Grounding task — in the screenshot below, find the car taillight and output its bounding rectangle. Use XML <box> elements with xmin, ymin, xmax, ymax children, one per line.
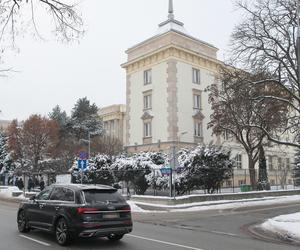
<box><xmin>77</xmin><ymin>207</ymin><xmax>99</xmax><ymax>214</ymax></box>
<box><xmin>121</xmin><ymin>205</ymin><xmax>131</xmax><ymax>212</ymax></box>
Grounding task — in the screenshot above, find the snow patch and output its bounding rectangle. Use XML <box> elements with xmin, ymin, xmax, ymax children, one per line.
<box><xmin>261</xmin><ymin>212</ymin><xmax>300</xmax><ymax>242</ymax></box>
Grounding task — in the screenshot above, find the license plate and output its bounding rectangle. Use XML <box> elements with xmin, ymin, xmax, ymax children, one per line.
<box><xmin>103</xmin><ymin>213</ymin><xmax>119</xmax><ymax>219</ymax></box>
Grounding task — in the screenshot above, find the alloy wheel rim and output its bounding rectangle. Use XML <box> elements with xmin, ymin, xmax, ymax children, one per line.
<box><xmin>56</xmin><ymin>220</ymin><xmax>67</xmax><ymax>244</ymax></box>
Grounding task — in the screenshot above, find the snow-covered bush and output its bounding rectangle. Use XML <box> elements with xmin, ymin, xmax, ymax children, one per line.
<box><xmin>112</xmin><ymin>152</ymin><xmax>167</xmax><ymax>195</ymax></box>
<box><xmin>70</xmin><ymin>154</ymin><xmax>115</xmax><ymax>186</ymax></box>
<box><xmin>177</xmin><ymin>144</ymin><xmax>233</xmax><ymax>194</ymax></box>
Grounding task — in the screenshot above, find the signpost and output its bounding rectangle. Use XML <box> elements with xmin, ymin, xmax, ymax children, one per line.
<box><xmin>160</xmin><ymin>167</ymin><xmax>171</xmax><ymax>177</ymax></box>
<box><xmin>78</xmin><ymin>150</ymin><xmax>88</xmax><ymax>184</ymax></box>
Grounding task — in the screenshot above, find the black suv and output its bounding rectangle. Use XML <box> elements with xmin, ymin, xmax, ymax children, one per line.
<box><xmin>17</xmin><ymin>184</ymin><xmax>132</xmax><ymax>246</ymax></box>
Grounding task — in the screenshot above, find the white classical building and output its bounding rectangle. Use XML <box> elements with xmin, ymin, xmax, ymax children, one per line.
<box><xmin>122</xmin><ymin>0</ymin><xmax>221</xmax><ymax>153</ymax></box>
<box><xmin>120</xmin><ymin>0</ymin><xmax>296</xmax><ymax>186</ymax></box>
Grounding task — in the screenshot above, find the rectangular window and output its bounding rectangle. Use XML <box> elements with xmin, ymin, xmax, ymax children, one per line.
<box><xmin>144</xmin><ymin>69</ymin><xmax>152</xmax><ymax>85</ymax></box>
<box><xmin>194</xmin><ymin>121</ymin><xmax>203</xmax><ymax>137</ymax></box>
<box><xmin>268</xmin><ymin>156</ymin><xmax>273</xmax><ymax>170</ymax></box>
<box><xmin>144</xmin><ymin>122</ymin><xmax>152</xmax><ymax>137</ymax></box>
<box><xmin>223</xmin><ymin>131</ymin><xmax>230</xmax><ymax>140</ymax></box>
<box><xmin>286</xmin><ymin>158</ymin><xmax>290</xmax><ymax>170</ymax></box>
<box><xmin>235</xmin><ymin>154</ymin><xmax>242</xmax><ymax>169</ymax></box>
<box><xmin>192</xmin><ymin>68</ymin><xmax>201</xmax><ymax>84</ymax></box>
<box><xmin>143</xmin><ymin>94</ymin><xmax>152</xmax><ymax>110</ymax></box>
<box><xmin>193</xmin><ymin>94</ymin><xmax>201</xmax><ymax>109</ymax></box>
<box><xmin>277</xmin><ymin>157</ymin><xmax>282</xmax><ymax>170</ymax></box>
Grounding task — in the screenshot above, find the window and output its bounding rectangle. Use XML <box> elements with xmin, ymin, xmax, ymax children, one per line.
<box><xmin>144</xmin><ymin>122</ymin><xmax>152</xmax><ymax>137</ymax></box>
<box><xmin>277</xmin><ymin>157</ymin><xmax>282</xmax><ymax>170</ymax></box>
<box><xmin>50</xmin><ymin>187</ymin><xmax>75</xmax><ymax>202</ymax></box>
<box><xmin>194</xmin><ymin>121</ymin><xmax>203</xmax><ymax>137</ymax></box>
<box><xmin>83</xmin><ymin>190</ymin><xmax>125</xmax><ymax>205</ymax></box>
<box><xmin>36</xmin><ymin>188</ymin><xmax>52</xmax><ymax>201</ymax></box>
<box><xmin>268</xmin><ymin>156</ymin><xmax>274</xmax><ymax>170</ymax></box>
<box><xmin>235</xmin><ymin>154</ymin><xmax>242</xmax><ymax>169</ymax></box>
<box><xmin>270</xmin><ymin>179</ymin><xmax>275</xmax><ymax>186</ymax></box>
<box><xmin>143</xmin><ymin>94</ymin><xmax>152</xmax><ymax>110</ymax></box>
<box><xmin>193</xmin><ymin>94</ymin><xmax>201</xmax><ymax>109</ymax></box>
<box><xmin>223</xmin><ymin>131</ymin><xmax>230</xmax><ymax>140</ymax></box>
<box><xmin>144</xmin><ymin>69</ymin><xmax>152</xmax><ymax>85</ymax></box>
<box><xmin>286</xmin><ymin>158</ymin><xmax>290</xmax><ymax>170</ymax></box>
<box><xmin>192</xmin><ymin>68</ymin><xmax>201</xmax><ymax>84</ymax></box>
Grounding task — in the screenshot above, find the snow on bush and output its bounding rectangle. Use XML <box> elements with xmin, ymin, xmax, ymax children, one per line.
<box><xmin>177</xmin><ymin>144</ymin><xmax>233</xmax><ymax>194</ymax></box>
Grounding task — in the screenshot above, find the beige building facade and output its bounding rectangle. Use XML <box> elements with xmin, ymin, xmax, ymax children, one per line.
<box><xmin>122</xmin><ymin>1</ymin><xmax>220</xmax><ymax>153</ymax></box>
<box><xmin>98</xmin><ymin>104</ymin><xmax>126</xmax><ymax>144</ymax></box>
<box><xmin>120</xmin><ymin>0</ymin><xmax>295</xmax><ymax>187</ymax></box>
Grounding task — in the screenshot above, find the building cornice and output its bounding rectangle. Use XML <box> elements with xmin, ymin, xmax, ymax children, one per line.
<box><xmin>126</xmin><ymin>30</ymin><xmax>218</xmax><ymax>54</ymax></box>
<box><xmin>122</xmin><ymin>45</ymin><xmax>223</xmax><ymax>74</ymax></box>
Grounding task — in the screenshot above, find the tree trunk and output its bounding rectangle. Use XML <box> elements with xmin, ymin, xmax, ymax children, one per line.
<box><xmin>248</xmin><ymin>155</ymin><xmax>257</xmax><ymax>190</ymax></box>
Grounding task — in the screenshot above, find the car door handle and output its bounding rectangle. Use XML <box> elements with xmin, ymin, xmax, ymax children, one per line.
<box><xmin>39</xmin><ymin>204</ymin><xmax>45</xmax><ymax>209</ymax></box>
<box><xmin>55</xmin><ymin>206</ymin><xmax>60</xmax><ymax>210</ymax></box>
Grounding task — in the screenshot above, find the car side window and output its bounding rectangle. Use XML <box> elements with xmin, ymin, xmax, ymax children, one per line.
<box><xmin>50</xmin><ymin>187</ymin><xmax>74</xmax><ymax>202</ymax></box>
<box><xmin>36</xmin><ymin>188</ymin><xmax>52</xmax><ymax>201</ymax></box>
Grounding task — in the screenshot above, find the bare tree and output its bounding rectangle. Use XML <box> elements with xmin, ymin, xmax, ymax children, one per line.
<box><xmin>0</xmin><ymin>0</ymin><xmax>83</xmax><ymax>44</ymax></box>
<box><xmin>208</xmin><ymin>67</ymin><xmax>288</xmax><ymax>188</ymax></box>
<box><xmin>230</xmin><ymin>0</ymin><xmax>300</xmax><ymax>147</ymax></box>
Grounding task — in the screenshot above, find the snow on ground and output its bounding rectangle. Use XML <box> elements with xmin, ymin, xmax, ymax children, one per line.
<box><xmin>261</xmin><ymin>213</ymin><xmax>300</xmax><ymax>242</ymax></box>
<box><xmin>130</xmin><ymin>195</ymin><xmax>300</xmax><ymax>213</ymax></box>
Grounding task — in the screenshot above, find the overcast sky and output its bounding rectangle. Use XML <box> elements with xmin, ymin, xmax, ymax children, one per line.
<box><xmin>1</xmin><ymin>0</ymin><xmax>241</xmax><ymax>121</ymax></box>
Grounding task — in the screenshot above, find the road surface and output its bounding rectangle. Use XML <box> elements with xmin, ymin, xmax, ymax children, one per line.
<box><xmin>0</xmin><ymin>199</ymin><xmax>299</xmax><ymax>250</ymax></box>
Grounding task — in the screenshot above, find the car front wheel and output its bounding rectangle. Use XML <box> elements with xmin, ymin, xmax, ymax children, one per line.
<box><xmin>107</xmin><ymin>234</ymin><xmax>124</xmax><ymax>241</ymax></box>
<box><xmin>55</xmin><ymin>218</ymin><xmax>71</xmax><ymax>246</ymax></box>
<box><xmin>17</xmin><ymin>210</ymin><xmax>30</xmax><ymax>233</ymax></box>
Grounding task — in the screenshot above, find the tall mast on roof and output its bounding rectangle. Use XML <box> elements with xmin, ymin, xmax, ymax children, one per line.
<box><xmin>168</xmin><ymin>0</ymin><xmax>174</xmax><ymax>20</ymax></box>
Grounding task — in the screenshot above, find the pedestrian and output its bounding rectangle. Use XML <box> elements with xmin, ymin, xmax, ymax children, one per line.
<box><xmin>28</xmin><ymin>177</ymin><xmax>34</xmax><ymax>192</ymax></box>
<box><xmin>39</xmin><ymin>177</ymin><xmax>45</xmax><ymax>191</ymax></box>
<box><xmin>14</xmin><ymin>177</ymin><xmax>19</xmax><ymax>187</ymax></box>
<box><xmin>17</xmin><ymin>178</ymin><xmax>24</xmax><ymax>191</ymax></box>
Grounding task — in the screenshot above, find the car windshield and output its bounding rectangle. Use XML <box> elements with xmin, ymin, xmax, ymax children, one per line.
<box><xmin>83</xmin><ymin>189</ymin><xmax>125</xmax><ymax>204</ymax></box>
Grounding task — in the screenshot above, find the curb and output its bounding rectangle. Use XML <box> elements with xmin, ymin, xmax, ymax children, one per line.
<box><xmin>245</xmin><ymin>222</ymin><xmax>300</xmax><ymax>247</ymax></box>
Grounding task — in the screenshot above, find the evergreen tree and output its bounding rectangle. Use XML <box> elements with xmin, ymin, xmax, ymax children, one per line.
<box><xmin>0</xmin><ymin>132</ymin><xmax>15</xmax><ymax>178</ymax></box>
<box><xmin>70</xmin><ymin>97</ymin><xmax>103</xmax><ymax>140</ymax></box>
<box><xmin>178</xmin><ymin>145</ymin><xmax>233</xmax><ymax>194</ymax></box>
<box><xmin>49</xmin><ymin>105</ymin><xmax>68</xmax><ymax>130</ymax></box>
<box><xmin>257</xmin><ymin>146</ymin><xmax>270</xmax><ymax>190</ymax></box>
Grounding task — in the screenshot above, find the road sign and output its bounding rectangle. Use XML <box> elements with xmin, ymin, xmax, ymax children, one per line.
<box><xmin>77</xmin><ymin>160</ymin><xmax>88</xmax><ymax>170</ymax></box>
<box><xmin>160</xmin><ymin>167</ymin><xmax>171</xmax><ymax>176</ymax></box>
<box><xmin>78</xmin><ymin>150</ymin><xmax>88</xmax><ymax>160</ymax></box>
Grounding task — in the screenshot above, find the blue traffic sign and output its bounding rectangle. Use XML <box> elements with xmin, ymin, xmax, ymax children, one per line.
<box><xmin>160</xmin><ymin>167</ymin><xmax>171</xmax><ymax>176</ymax></box>
<box><xmin>77</xmin><ymin>160</ymin><xmax>88</xmax><ymax>170</ymax></box>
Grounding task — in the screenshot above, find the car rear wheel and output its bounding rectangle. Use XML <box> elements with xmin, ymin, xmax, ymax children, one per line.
<box><xmin>55</xmin><ymin>218</ymin><xmax>71</xmax><ymax>246</ymax></box>
<box><xmin>17</xmin><ymin>210</ymin><xmax>30</xmax><ymax>233</ymax></box>
<box><xmin>107</xmin><ymin>234</ymin><xmax>124</xmax><ymax>241</ymax></box>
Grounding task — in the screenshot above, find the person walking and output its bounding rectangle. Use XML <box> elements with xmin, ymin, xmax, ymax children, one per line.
<box><xmin>17</xmin><ymin>178</ymin><xmax>24</xmax><ymax>191</ymax></box>
<box><xmin>27</xmin><ymin>177</ymin><xmax>34</xmax><ymax>192</ymax></box>
<box><xmin>39</xmin><ymin>177</ymin><xmax>45</xmax><ymax>191</ymax></box>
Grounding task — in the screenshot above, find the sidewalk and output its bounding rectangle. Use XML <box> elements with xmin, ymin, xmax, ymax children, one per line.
<box><xmin>128</xmin><ymin>195</ymin><xmax>300</xmax><ymax>212</ymax></box>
